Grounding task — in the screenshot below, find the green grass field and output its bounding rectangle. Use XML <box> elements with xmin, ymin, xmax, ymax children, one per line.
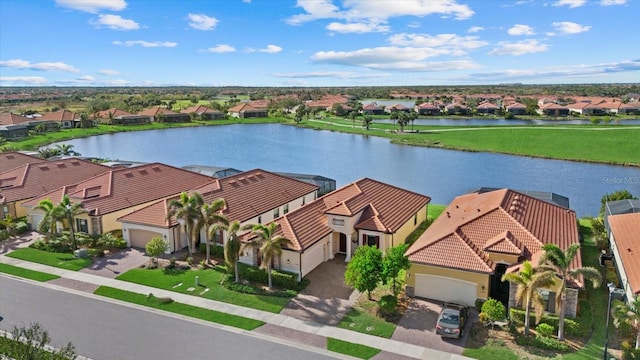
<box><xmin>116</xmin><ymin>267</ymin><xmax>290</xmax><ymax>313</ymax></box>
<box><xmin>327</xmin><ymin>338</ymin><xmax>381</xmax><ymax>359</ymax></box>
<box><xmin>6</xmin><ymin>248</ymin><xmax>93</xmax><ymax>271</ymax></box>
<box><xmin>0</xmin><ymin>263</ymin><xmax>60</xmax><ymax>281</ymax></box>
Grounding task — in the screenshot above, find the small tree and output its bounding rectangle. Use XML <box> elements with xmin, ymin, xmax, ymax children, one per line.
<box><xmin>345</xmin><ymin>245</ymin><xmax>382</xmax><ymax>300</ymax></box>
<box><xmin>3</xmin><ymin>323</ymin><xmax>76</xmax><ymax>360</ymax></box>
<box><xmin>614</xmin><ymin>296</ymin><xmax>640</xmax><ymax>349</ymax></box>
<box><xmin>381</xmin><ymin>244</ymin><xmax>410</xmax><ymax>296</ymax></box>
<box><xmin>481</xmin><ymin>298</ymin><xmax>506</xmax><ymax>329</ymax></box>
<box><xmin>146</xmin><ymin>236</ymin><xmax>168</xmax><ymax>265</ymax></box>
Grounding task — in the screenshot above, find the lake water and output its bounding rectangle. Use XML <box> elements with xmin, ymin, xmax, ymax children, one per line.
<box><xmin>61</xmin><ymin>124</ymin><xmax>640</xmax><ymax>217</ymax></box>
<box><xmin>374</xmin><ymin>118</ymin><xmax>640</xmax><ymax>126</ymax></box>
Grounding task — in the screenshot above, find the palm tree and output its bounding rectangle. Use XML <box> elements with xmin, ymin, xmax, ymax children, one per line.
<box><xmin>0</xmin><ymin>215</ymin><xmax>19</xmax><ymax>238</ymax></box>
<box><xmin>54</xmin><ymin>144</ymin><xmax>79</xmax><ymax>156</ymax></box>
<box><xmin>614</xmin><ymin>296</ymin><xmax>640</xmax><ymax>349</ymax></box>
<box><xmin>363</xmin><ymin>115</ymin><xmax>373</xmax><ymax>130</ymax></box>
<box><xmin>167</xmin><ymin>192</ymin><xmax>204</xmax><ymax>256</ymax></box>
<box><xmin>502</xmin><ymin>260</ymin><xmax>556</xmax><ymax>335</ymax></box>
<box><xmin>58</xmin><ymin>195</ymin><xmax>85</xmax><ymax>250</ymax></box>
<box><xmin>198</xmin><ymin>198</ymin><xmax>228</xmax><ymax>264</ymax></box>
<box><xmin>537</xmin><ymin>243</ymin><xmax>602</xmax><ymax>340</ymax></box>
<box><xmin>390</xmin><ymin>110</ymin><xmax>399</xmax><ymax>131</ymax></box>
<box><xmin>34</xmin><ymin>198</ymin><xmax>65</xmax><ymax>237</ymax></box>
<box><xmin>243</xmin><ymin>222</ymin><xmax>291</xmax><ymax>290</ymax></box>
<box><xmin>210</xmin><ymin>220</ymin><xmax>244</xmax><ymax>283</ymax></box>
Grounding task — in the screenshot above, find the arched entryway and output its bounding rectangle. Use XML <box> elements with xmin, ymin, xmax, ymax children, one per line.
<box><xmin>339</xmin><ymin>233</ymin><xmax>347</xmax><ymax>253</ymax></box>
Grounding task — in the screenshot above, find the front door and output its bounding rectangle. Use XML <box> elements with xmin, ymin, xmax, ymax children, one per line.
<box><xmin>339</xmin><ymin>233</ymin><xmax>347</xmax><ymax>253</ymax></box>
<box><xmin>490</xmin><ymin>263</ymin><xmax>510</xmax><ymax>306</ymax></box>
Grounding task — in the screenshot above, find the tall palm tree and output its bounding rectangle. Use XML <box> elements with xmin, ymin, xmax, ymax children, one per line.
<box><xmin>198</xmin><ymin>198</ymin><xmax>228</xmax><ymax>264</ymax></box>
<box><xmin>54</xmin><ymin>144</ymin><xmax>79</xmax><ymax>156</ymax></box>
<box><xmin>502</xmin><ymin>260</ymin><xmax>556</xmax><ymax>335</ymax></box>
<box><xmin>243</xmin><ymin>222</ymin><xmax>291</xmax><ymax>290</ymax></box>
<box><xmin>614</xmin><ymin>296</ymin><xmax>640</xmax><ymax>349</ymax></box>
<box><xmin>167</xmin><ymin>192</ymin><xmax>204</xmax><ymax>256</ymax></box>
<box><xmin>210</xmin><ymin>220</ymin><xmax>244</xmax><ymax>283</ymax></box>
<box><xmin>34</xmin><ymin>198</ymin><xmax>65</xmax><ymax>237</ymax></box>
<box><xmin>537</xmin><ymin>243</ymin><xmax>602</xmax><ymax>340</ymax></box>
<box><xmin>58</xmin><ymin>195</ymin><xmax>85</xmax><ymax>250</ymax></box>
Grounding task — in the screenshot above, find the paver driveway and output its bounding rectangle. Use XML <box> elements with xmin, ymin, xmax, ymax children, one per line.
<box><xmin>80</xmin><ymin>247</ymin><xmax>148</xmax><ymax>278</ymax></box>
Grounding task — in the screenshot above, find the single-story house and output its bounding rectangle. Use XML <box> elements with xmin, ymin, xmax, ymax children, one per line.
<box><xmin>416</xmin><ymin>103</ymin><xmax>441</xmax><ymax>116</ymax></box>
<box><xmin>22</xmin><ymin>163</ymin><xmax>213</xmax><ymax>235</ymax></box>
<box><xmin>253</xmin><ymin>178</ymin><xmax>430</xmax><ymax>280</ymax></box>
<box><xmin>362</xmin><ymin>102</ymin><xmax>384</xmax><ymax>115</ymax></box>
<box><xmin>608</xmin><ymin>213</ymin><xmax>640</xmax><ymax>303</ymax></box>
<box><xmin>604</xmin><ymin>199</ymin><xmax>640</xmax><ymax>234</ymax></box>
<box><xmin>227</xmin><ymin>103</ymin><xmax>268</xmax><ymax>118</ymax></box>
<box><xmin>505</xmin><ymin>102</ymin><xmax>527</xmax><ymax>115</ymax></box>
<box><xmin>405</xmin><ymin>188</ymin><xmax>584</xmax><ymax>317</ymax></box>
<box><xmin>94</xmin><ymin>108</ymin><xmax>151</xmax><ymax>125</ymax></box>
<box><xmin>117</xmin><ymin>169</ymin><xmax>319</xmax><ymax>252</ymax></box>
<box><xmin>567</xmin><ymin>102</ymin><xmax>605</xmax><ymax>115</ymax></box>
<box><xmin>537</xmin><ymin>103</ymin><xmax>570</xmax><ymax>117</ymax></box>
<box><xmin>181</xmin><ymin>105</ymin><xmax>225</xmax><ymax>120</ymax></box>
<box><xmin>1</xmin><ymin>113</ymin><xmax>57</xmax><ymax>132</ymax></box>
<box><xmin>445</xmin><ymin>104</ymin><xmax>468</xmax><ymax>115</ymax></box>
<box><xmin>386</xmin><ymin>104</ymin><xmax>411</xmax><ymax>113</ymax></box>
<box><xmin>38</xmin><ymin>109</ymin><xmax>79</xmax><ymax>129</ymax></box>
<box><xmin>0</xmin><ymin>151</ymin><xmax>43</xmax><ymax>173</ymax></box>
<box><xmin>477</xmin><ymin>102</ymin><xmax>499</xmax><ymax>115</ymax></box>
<box><xmin>0</xmin><ymin>159</ymin><xmax>109</xmax><ymax>220</ymax></box>
<box><xmin>139</xmin><ymin>106</ymin><xmax>190</xmax><ymax>123</ymax></box>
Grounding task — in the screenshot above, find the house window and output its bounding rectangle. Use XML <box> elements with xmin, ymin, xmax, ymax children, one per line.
<box><xmin>363</xmin><ymin>234</ymin><xmax>380</xmax><ymax>248</ymax></box>
<box><xmin>414</xmin><ymin>214</ymin><xmax>418</xmax><ymax>225</ymax></box>
<box><xmin>75</xmin><ymin>218</ymin><xmax>88</xmax><ymax>233</ymax></box>
<box><xmin>332</xmin><ymin>218</ymin><xmax>344</xmax><ymax>226</ymax></box>
<box><xmin>213</xmin><ymin>229</ymin><xmax>223</xmax><ymax>244</ymax></box>
<box><xmin>283</xmin><ymin>204</ymin><xmax>289</xmax><ymax>214</ymax></box>
<box><xmin>302</xmin><ymin>197</ymin><xmax>305</xmax><ymax>205</ymax></box>
<box><xmin>258</xmin><ymin>215</ymin><xmax>262</xmax><ymax>224</ymax></box>
<box><xmin>538</xmin><ymin>289</ymin><xmax>556</xmax><ymax>313</ymax></box>
<box><xmin>274</xmin><ymin>208</ymin><xmax>280</xmax><ymax>218</ymax></box>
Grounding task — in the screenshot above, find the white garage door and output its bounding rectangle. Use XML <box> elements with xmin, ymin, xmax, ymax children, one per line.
<box><xmin>129</xmin><ymin>229</ymin><xmax>161</xmax><ymax>249</ymax></box>
<box><xmin>302</xmin><ymin>242</ymin><xmax>325</xmax><ymax>277</ymax></box>
<box><xmin>414</xmin><ymin>274</ymin><xmax>477</xmax><ymax>306</ymax></box>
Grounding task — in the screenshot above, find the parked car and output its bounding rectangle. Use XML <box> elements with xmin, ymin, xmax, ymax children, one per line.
<box><xmin>435</xmin><ymin>303</ymin><xmax>469</xmax><ymax>338</ymax></box>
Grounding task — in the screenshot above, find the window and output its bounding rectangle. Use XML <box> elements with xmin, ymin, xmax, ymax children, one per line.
<box><xmin>213</xmin><ymin>229</ymin><xmax>223</xmax><ymax>244</ymax></box>
<box><xmin>537</xmin><ymin>289</ymin><xmax>556</xmax><ymax>312</ymax></box>
<box><xmin>332</xmin><ymin>218</ymin><xmax>344</xmax><ymax>226</ymax></box>
<box><xmin>258</xmin><ymin>215</ymin><xmax>262</xmax><ymax>224</ymax></box>
<box><xmin>414</xmin><ymin>214</ymin><xmax>418</xmax><ymax>225</ymax></box>
<box><xmin>363</xmin><ymin>234</ymin><xmax>380</xmax><ymax>248</ymax></box>
<box><xmin>283</xmin><ymin>204</ymin><xmax>289</xmax><ymax>214</ymax></box>
<box><xmin>75</xmin><ymin>218</ymin><xmax>88</xmax><ymax>233</ymax></box>
<box><xmin>302</xmin><ymin>197</ymin><xmax>305</xmax><ymax>205</ymax></box>
<box><xmin>273</xmin><ymin>208</ymin><xmax>280</xmax><ymax>218</ymax></box>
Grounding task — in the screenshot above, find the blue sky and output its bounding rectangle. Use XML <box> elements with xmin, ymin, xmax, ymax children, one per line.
<box><xmin>1</xmin><ymin>0</ymin><xmax>638</xmax><ymax>87</ymax></box>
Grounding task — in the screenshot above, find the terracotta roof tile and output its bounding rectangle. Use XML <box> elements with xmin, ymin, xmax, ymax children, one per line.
<box><xmin>0</xmin><ymin>113</ymin><xmax>33</xmax><ymax>126</ymax></box>
<box><xmin>484</xmin><ymin>230</ymin><xmax>524</xmax><ymax>255</ymax></box>
<box><xmin>39</xmin><ymin>109</ymin><xmax>78</xmax><ymax>121</ymax></box>
<box><xmin>0</xmin><ymin>152</ymin><xmax>43</xmax><ymax>173</ymax></box>
<box><xmin>180</xmin><ymin>105</ymin><xmax>222</xmax><ymax>115</ymax></box>
<box><xmin>609</xmin><ymin>213</ymin><xmax>640</xmax><ymax>295</ymax></box>
<box><xmin>138</xmin><ymin>106</ymin><xmax>177</xmax><ymax>116</ymax></box>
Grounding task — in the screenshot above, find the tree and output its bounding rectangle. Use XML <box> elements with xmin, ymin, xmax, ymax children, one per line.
<box><xmin>34</xmin><ymin>198</ymin><xmax>65</xmax><ymax>237</ymax></box>
<box><xmin>58</xmin><ymin>195</ymin><xmax>85</xmax><ymax>250</ymax></box>
<box><xmin>600</xmin><ymin>190</ymin><xmax>637</xmax><ymax>216</ymax></box>
<box><xmin>79</xmin><ymin>113</ymin><xmax>93</xmax><ymax>128</ymax></box>
<box><xmin>54</xmin><ymin>143</ymin><xmax>80</xmax><ymax>156</ymax></box>
<box><xmin>0</xmin><ymin>214</ymin><xmax>19</xmax><ymax>238</ymax></box>
<box><xmin>146</xmin><ymin>236</ymin><xmax>168</xmax><ymax>265</ymax></box>
<box><xmin>363</xmin><ymin>115</ymin><xmax>373</xmax><ymax>130</ymax></box>
<box><xmin>349</xmin><ymin>111</ymin><xmax>357</xmax><ymax>127</ymax></box>
<box><xmin>167</xmin><ymin>192</ymin><xmax>204</xmax><ymax>257</ymax></box>
<box><xmin>481</xmin><ymin>298</ymin><xmax>506</xmax><ymax>328</ymax></box>
<box><xmin>389</xmin><ymin>110</ymin><xmax>399</xmax><ymax>130</ymax></box>
<box><xmin>294</xmin><ymin>104</ymin><xmax>307</xmax><ymax>124</ymax></box>
<box><xmin>38</xmin><ymin>146</ymin><xmax>61</xmax><ymax>159</ymax></box>
<box><xmin>243</xmin><ymin>222</ymin><xmax>291</xmax><ymax>289</ymax></box>
<box><xmin>213</xmin><ymin>220</ymin><xmax>243</xmax><ymax>283</ymax></box>
<box><xmin>2</xmin><ymin>323</ymin><xmax>76</xmax><ymax>360</ymax></box>
<box><xmin>501</xmin><ymin>260</ymin><xmax>556</xmax><ymax>335</ymax></box>
<box><xmin>345</xmin><ymin>245</ymin><xmax>382</xmax><ymax>300</ymax></box>
<box><xmin>381</xmin><ymin>244</ymin><xmax>410</xmax><ymax>296</ymax></box>
<box><xmin>537</xmin><ymin>243</ymin><xmax>602</xmax><ymax>340</ymax></box>
<box><xmin>614</xmin><ymin>296</ymin><xmax>640</xmax><ymax>349</ymax></box>
<box><xmin>198</xmin><ymin>198</ymin><xmax>228</xmax><ymax>264</ymax></box>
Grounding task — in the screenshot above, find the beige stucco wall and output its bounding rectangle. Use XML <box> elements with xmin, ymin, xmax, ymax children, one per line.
<box><xmin>407</xmin><ymin>263</ymin><xmax>491</xmax><ymax>300</ymax></box>
<box><xmin>486</xmin><ymin>252</ymin><xmax>520</xmax><ymax>265</ymax></box>
<box><xmin>390</xmin><ymin>204</ymin><xmax>428</xmax><ymax>247</ymax></box>
<box><xmin>507</xmin><ymin>273</ymin><xmax>574</xmax><ymax>317</ymax></box>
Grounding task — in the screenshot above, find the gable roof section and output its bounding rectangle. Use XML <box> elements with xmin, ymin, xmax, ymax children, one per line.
<box><xmin>138</xmin><ymin>106</ymin><xmax>177</xmax><ymax>116</ymax></box>
<box><xmin>0</xmin><ymin>152</ymin><xmax>43</xmax><ymax>173</ymax></box>
<box><xmin>39</xmin><ymin>109</ymin><xmax>78</xmax><ymax>121</ymax></box>
<box><xmin>95</xmin><ymin>108</ymin><xmax>133</xmax><ymax>118</ymax></box>
<box><xmin>0</xmin><ymin>113</ymin><xmax>33</xmax><ymax>126</ymax></box>
<box><xmin>22</xmin><ymin>163</ymin><xmax>213</xmax><ymax>216</ymax></box>
<box><xmin>608</xmin><ymin>213</ymin><xmax>640</xmax><ymax>295</ymax></box>
<box><xmin>0</xmin><ymin>159</ymin><xmax>108</xmax><ymax>203</ymax></box>
<box><xmin>228</xmin><ymin>103</ymin><xmax>261</xmax><ymax>113</ymax></box>
<box><xmin>180</xmin><ymin>105</ymin><xmax>222</xmax><ymax>114</ymax></box>
<box><xmin>406</xmin><ymin>189</ymin><xmax>581</xmax><ymax>278</ymax></box>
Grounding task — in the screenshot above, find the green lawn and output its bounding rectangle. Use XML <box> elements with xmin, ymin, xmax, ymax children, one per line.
<box><xmin>116</xmin><ymin>267</ymin><xmax>290</xmax><ymax>313</ymax></box>
<box><xmin>6</xmin><ymin>248</ymin><xmax>93</xmax><ymax>271</ymax></box>
<box><xmin>0</xmin><ymin>263</ymin><xmax>60</xmax><ymax>281</ymax></box>
<box><xmin>93</xmin><ymin>286</ymin><xmax>264</xmax><ymax>330</ymax></box>
<box><xmin>327</xmin><ymin>338</ymin><xmax>381</xmax><ymax>359</ymax></box>
<box><xmin>337</xmin><ymin>308</ymin><xmax>396</xmax><ymax>338</ymax></box>
<box><xmin>428</xmin><ymin>204</ymin><xmax>446</xmax><ymax>221</ymax></box>
<box><xmin>463</xmin><ymin>339</ymin><xmax>520</xmax><ymax>360</ymax></box>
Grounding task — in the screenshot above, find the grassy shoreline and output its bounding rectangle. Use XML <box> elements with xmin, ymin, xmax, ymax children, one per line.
<box><xmin>4</xmin><ymin>117</ymin><xmax>638</xmax><ymax>167</ymax></box>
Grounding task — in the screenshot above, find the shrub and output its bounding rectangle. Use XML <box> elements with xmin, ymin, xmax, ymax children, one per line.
<box><xmin>378</xmin><ymin>295</ymin><xmax>398</xmax><ymax>314</ymax></box>
<box><xmin>0</xmin><ymin>229</ymin><xmax>8</xmax><ymax>241</ymax></box>
<box><xmin>186</xmin><ymin>257</ymin><xmax>194</xmax><ymax>266</ymax></box>
<box><xmin>199</xmin><ymin>260</ymin><xmax>207</xmax><ymax>269</ymax></box>
<box><xmin>621</xmin><ymin>340</ymin><xmax>640</xmax><ymax>360</ymax></box>
<box><xmin>14</xmin><ymin>221</ymin><xmax>29</xmax><ymax>235</ymax></box>
<box><xmin>482</xmin><ymin>298</ymin><xmax>506</xmax><ymax>323</ymax></box>
<box><xmin>223</xmin><ymin>274</ymin><xmax>297</xmax><ymax>298</ymax></box>
<box><xmin>515</xmin><ymin>333</ymin><xmax>571</xmax><ymax>352</ymax></box>
<box><xmin>198</xmin><ymin>243</ymin><xmax>224</xmax><ymax>258</ymax></box>
<box><xmin>536</xmin><ymin>323</ymin><xmax>554</xmax><ymax>338</ymax></box>
<box><xmin>509</xmin><ymin>308</ymin><xmax>585</xmax><ymax>337</ymax></box>
<box><xmin>236</xmin><ymin>262</ymin><xmax>302</xmax><ymax>290</ymax></box>
<box><xmin>99</xmin><ymin>232</ymin><xmax>126</xmax><ymax>249</ymax></box>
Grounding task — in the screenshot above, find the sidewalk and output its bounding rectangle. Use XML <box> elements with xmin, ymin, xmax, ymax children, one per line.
<box><xmin>0</xmin><ymin>255</ymin><xmax>473</xmax><ymax>360</ymax></box>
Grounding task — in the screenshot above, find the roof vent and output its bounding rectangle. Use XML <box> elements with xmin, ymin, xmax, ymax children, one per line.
<box><xmin>151</xmin><ymin>166</ymin><xmax>162</xmax><ymax>172</ymax></box>
<box><xmin>138</xmin><ymin>169</ymin><xmax>148</xmax><ymax>175</ymax></box>
<box><xmin>477</xmin><ymin>208</ymin><xmax>481</xmax><ymax>212</ymax></box>
<box><xmin>38</xmin><ymin>165</ymin><xmax>50</xmax><ymax>170</ymax></box>
<box><xmin>123</xmin><ymin>171</ymin><xmax>133</xmax><ymax>177</ymax></box>
<box><xmin>70</xmin><ymin>160</ymin><xmax>80</xmax><ymax>165</ymax></box>
<box><xmin>446</xmin><ymin>212</ymin><xmax>450</xmax><ymax>218</ymax></box>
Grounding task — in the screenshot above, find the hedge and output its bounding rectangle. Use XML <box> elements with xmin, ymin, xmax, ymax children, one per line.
<box><xmin>509</xmin><ymin>308</ymin><xmax>584</xmax><ymax>337</ymax></box>
<box><xmin>198</xmin><ymin>243</ymin><xmax>225</xmax><ymax>258</ymax></box>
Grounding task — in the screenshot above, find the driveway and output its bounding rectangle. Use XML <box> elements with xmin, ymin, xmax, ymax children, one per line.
<box><xmin>391</xmin><ymin>298</ymin><xmax>477</xmax><ymax>355</ymax></box>
<box><xmin>0</xmin><ymin>231</ymin><xmax>41</xmax><ymax>255</ymax></box>
<box><xmin>80</xmin><ymin>247</ymin><xmax>148</xmax><ymax>278</ymax></box>
<box><xmin>280</xmin><ymin>255</ymin><xmax>355</xmax><ymax>325</ymax></box>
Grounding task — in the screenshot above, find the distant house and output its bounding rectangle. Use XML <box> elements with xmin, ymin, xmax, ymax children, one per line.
<box><xmin>445</xmin><ymin>104</ymin><xmax>468</xmax><ymax>115</ymax></box>
<box><xmin>566</xmin><ymin>102</ymin><xmax>605</xmax><ymax>115</ymax></box>
<box><xmin>1</xmin><ymin>113</ymin><xmax>55</xmax><ymax>132</ymax></box>
<box><xmin>604</xmin><ymin>199</ymin><xmax>640</xmax><ymax>234</ymax></box>
<box><xmin>537</xmin><ymin>103</ymin><xmax>570</xmax><ymax>117</ymax></box>
<box><xmin>505</xmin><ymin>102</ymin><xmax>527</xmax><ymax>115</ymax></box>
<box><xmin>227</xmin><ymin>103</ymin><xmax>268</xmax><ymax>118</ymax></box>
<box><xmin>181</xmin><ymin>105</ymin><xmax>224</xmax><ymax>120</ymax></box>
<box><xmin>608</xmin><ymin>213</ymin><xmax>640</xmax><ymax>303</ymax></box>
<box><xmin>386</xmin><ymin>104</ymin><xmax>411</xmax><ymax>113</ymax></box>
<box><xmin>94</xmin><ymin>108</ymin><xmax>150</xmax><ymax>125</ymax></box>
<box><xmin>38</xmin><ymin>109</ymin><xmax>79</xmax><ymax>129</ymax></box>
<box><xmin>416</xmin><ymin>103</ymin><xmax>441</xmax><ymax>116</ymax></box>
<box><xmin>362</xmin><ymin>102</ymin><xmax>384</xmax><ymax>115</ymax></box>
<box><xmin>477</xmin><ymin>102</ymin><xmax>499</xmax><ymax>115</ymax></box>
<box><xmin>138</xmin><ymin>106</ymin><xmax>190</xmax><ymax>123</ymax></box>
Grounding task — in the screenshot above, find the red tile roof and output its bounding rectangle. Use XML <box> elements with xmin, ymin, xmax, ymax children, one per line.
<box><xmin>0</xmin><ymin>113</ymin><xmax>33</xmax><ymax>126</ymax></box>
<box><xmin>118</xmin><ymin>169</ymin><xmax>319</xmax><ymax>227</ymax></box>
<box><xmin>0</xmin><ymin>152</ymin><xmax>43</xmax><ymax>173</ymax></box>
<box><xmin>39</xmin><ymin>109</ymin><xmax>78</xmax><ymax>121</ymax></box>
<box><xmin>22</xmin><ymin>163</ymin><xmax>213</xmax><ymax>216</ymax></box>
<box><xmin>0</xmin><ymin>159</ymin><xmax>109</xmax><ymax>203</ymax></box>
<box><xmin>94</xmin><ymin>108</ymin><xmax>133</xmax><ymax>118</ymax></box>
<box><xmin>608</xmin><ymin>213</ymin><xmax>640</xmax><ymax>295</ymax></box>
<box><xmin>138</xmin><ymin>106</ymin><xmax>177</xmax><ymax>116</ymax></box>
<box><xmin>180</xmin><ymin>105</ymin><xmax>222</xmax><ymax>114</ymax></box>
<box><xmin>227</xmin><ymin>103</ymin><xmax>262</xmax><ymax>113</ymax></box>
<box><xmin>406</xmin><ymin>189</ymin><xmax>582</xmax><ymax>283</ymax></box>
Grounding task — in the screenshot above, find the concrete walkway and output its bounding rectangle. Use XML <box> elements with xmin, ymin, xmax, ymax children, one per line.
<box><xmin>0</xmin><ymin>255</ymin><xmax>473</xmax><ymax>360</ymax></box>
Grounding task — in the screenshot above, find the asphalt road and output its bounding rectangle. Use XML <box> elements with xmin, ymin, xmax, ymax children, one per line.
<box><xmin>0</xmin><ymin>275</ymin><xmax>341</xmax><ymax>360</ymax></box>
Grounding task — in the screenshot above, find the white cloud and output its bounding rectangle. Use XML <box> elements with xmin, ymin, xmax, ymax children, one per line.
<box><xmin>55</xmin><ymin>0</ymin><xmax>127</xmax><ymax>13</ymax></box>
<box><xmin>272</xmin><ymin>71</ymin><xmax>389</xmax><ymax>79</ymax></box>
<box><xmin>508</xmin><ymin>24</ymin><xmax>535</xmax><ymax>36</ymax></box>
<box><xmin>388</xmin><ymin>33</ymin><xmax>488</xmax><ymax>54</ymax></box>
<box><xmin>488</xmin><ymin>39</ymin><xmax>549</xmax><ymax>56</ymax></box>
<box><xmin>471</xmin><ymin>59</ymin><xmax>640</xmax><ymax>81</ymax></box>
<box><xmin>187</xmin><ymin>13</ymin><xmax>219</xmax><ymax>30</ymax></box>
<box><xmin>601</xmin><ymin>0</ymin><xmax>626</xmax><ymax>5</ymax></box>
<box><xmin>105</xmin><ymin>79</ymin><xmax>130</xmax><ymax>85</ymax></box>
<box><xmin>0</xmin><ymin>59</ymin><xmax>80</xmax><ymax>72</ymax></box>
<box><xmin>98</xmin><ymin>69</ymin><xmax>120</xmax><ymax>75</ymax></box>
<box><xmin>286</xmin><ymin>0</ymin><xmax>474</xmax><ymax>25</ymax></box>
<box><xmin>205</xmin><ymin>44</ymin><xmax>236</xmax><ymax>53</ymax></box>
<box><xmin>552</xmin><ymin>0</ymin><xmax>586</xmax><ymax>8</ymax></box>
<box><xmin>468</xmin><ymin>26</ymin><xmax>484</xmax><ymax>33</ymax></box>
<box><xmin>112</xmin><ymin>40</ymin><xmax>177</xmax><ymax>47</ymax></box>
<box><xmin>91</xmin><ymin>14</ymin><xmax>139</xmax><ymax>30</ymax></box>
<box><xmin>0</xmin><ymin>76</ymin><xmax>48</xmax><ymax>84</ymax></box>
<box><xmin>326</xmin><ymin>21</ymin><xmax>390</xmax><ymax>34</ymax></box>
<box><xmin>246</xmin><ymin>45</ymin><xmax>283</xmax><ymax>53</ymax></box>
<box><xmin>552</xmin><ymin>21</ymin><xmax>591</xmax><ymax>34</ymax></box>
<box><xmin>76</xmin><ymin>75</ymin><xmax>95</xmax><ymax>81</ymax></box>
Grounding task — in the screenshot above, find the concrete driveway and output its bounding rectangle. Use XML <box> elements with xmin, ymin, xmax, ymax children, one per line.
<box><xmin>280</xmin><ymin>255</ymin><xmax>355</xmax><ymax>326</ymax></box>
<box><xmin>80</xmin><ymin>247</ymin><xmax>148</xmax><ymax>278</ymax></box>
<box><xmin>391</xmin><ymin>298</ymin><xmax>477</xmax><ymax>355</ymax></box>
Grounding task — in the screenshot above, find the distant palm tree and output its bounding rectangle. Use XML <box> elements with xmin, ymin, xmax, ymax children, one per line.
<box><xmin>390</xmin><ymin>110</ymin><xmax>399</xmax><ymax>130</ymax></box>
<box><xmin>363</xmin><ymin>115</ymin><xmax>373</xmax><ymax>130</ymax></box>
<box><xmin>198</xmin><ymin>198</ymin><xmax>228</xmax><ymax>264</ymax></box>
<box><xmin>614</xmin><ymin>296</ymin><xmax>640</xmax><ymax>349</ymax></box>
<box><xmin>34</xmin><ymin>198</ymin><xmax>65</xmax><ymax>237</ymax></box>
<box><xmin>243</xmin><ymin>222</ymin><xmax>291</xmax><ymax>290</ymax></box>
<box><xmin>58</xmin><ymin>195</ymin><xmax>85</xmax><ymax>250</ymax></box>
<box><xmin>537</xmin><ymin>244</ymin><xmax>602</xmax><ymax>340</ymax></box>
<box><xmin>0</xmin><ymin>214</ymin><xmax>19</xmax><ymax>238</ymax></box>
<box><xmin>502</xmin><ymin>260</ymin><xmax>556</xmax><ymax>335</ymax></box>
<box><xmin>55</xmin><ymin>144</ymin><xmax>80</xmax><ymax>156</ymax></box>
<box><xmin>167</xmin><ymin>192</ymin><xmax>204</xmax><ymax>256</ymax></box>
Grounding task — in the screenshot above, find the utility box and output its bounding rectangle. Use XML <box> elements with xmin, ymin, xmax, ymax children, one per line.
<box><xmin>74</xmin><ymin>248</ymin><xmax>89</xmax><ymax>258</ymax></box>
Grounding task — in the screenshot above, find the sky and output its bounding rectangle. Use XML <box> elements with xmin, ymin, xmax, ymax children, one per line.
<box><xmin>0</xmin><ymin>0</ymin><xmax>639</xmax><ymax>87</ymax></box>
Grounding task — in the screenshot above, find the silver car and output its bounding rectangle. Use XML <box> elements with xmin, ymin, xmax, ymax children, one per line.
<box><xmin>435</xmin><ymin>303</ymin><xmax>469</xmax><ymax>338</ymax></box>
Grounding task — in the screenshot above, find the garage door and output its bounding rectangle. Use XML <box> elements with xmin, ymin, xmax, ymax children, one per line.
<box><xmin>302</xmin><ymin>242</ymin><xmax>325</xmax><ymax>277</ymax></box>
<box><xmin>414</xmin><ymin>274</ymin><xmax>477</xmax><ymax>306</ymax></box>
<box><xmin>129</xmin><ymin>229</ymin><xmax>162</xmax><ymax>249</ymax></box>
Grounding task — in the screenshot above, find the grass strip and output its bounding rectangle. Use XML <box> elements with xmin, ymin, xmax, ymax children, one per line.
<box><xmin>337</xmin><ymin>309</ymin><xmax>396</xmax><ymax>338</ymax></box>
<box><xmin>93</xmin><ymin>286</ymin><xmax>264</xmax><ymax>331</ymax></box>
<box><xmin>327</xmin><ymin>338</ymin><xmax>381</xmax><ymax>359</ymax></box>
<box><xmin>0</xmin><ymin>263</ymin><xmax>60</xmax><ymax>281</ymax></box>
<box><xmin>6</xmin><ymin>248</ymin><xmax>93</xmax><ymax>271</ymax></box>
<box><xmin>463</xmin><ymin>339</ymin><xmax>519</xmax><ymax>360</ymax></box>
